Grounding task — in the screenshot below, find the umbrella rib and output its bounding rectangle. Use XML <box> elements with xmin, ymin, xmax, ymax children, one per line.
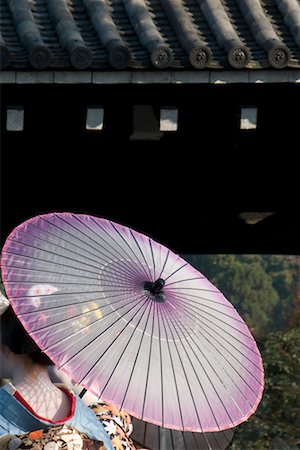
<box><xmin>26</xmin><ymin>294</ymin><xmax>136</xmax><ymax>333</ymax></box>
<box><xmin>158</xmin><ymin>307</ymin><xmax>185</xmax><ymax>431</ymax></box>
<box><xmin>9</xmin><ymin>287</ymin><xmax>132</xmax><ymax>300</ymax></box>
<box><xmin>6</xmin><ymin>280</ymin><xmax>102</xmax><ymax>286</ymax></box>
<box><xmin>172</xmin><ymin>297</ymin><xmax>258</xmax><ymax>345</ymax></box>
<box><xmin>25</xmin><ymin>303</ymin><xmax>105</xmax><ymax>333</ymax></box>
<box><xmin>3</xmin><ymin>246</ymin><xmax>101</xmax><ymax>273</ymax></box>
<box><xmin>202</xmin><ymin>432</ymin><xmax>219</xmax><ymax>450</ymax></box>
<box><xmin>172</xmin><ymin>293</ymin><xmax>236</xmax><ymax>311</ymax></box>
<box><xmin>166</xmin><ymin>276</ymin><xmax>206</xmax><ymax>286</ymax></box>
<box><xmin>169</xmin><ymin>286</ymin><xmax>219</xmax><ymax>293</ymax></box>
<box><xmin>169</xmin><ymin>429</ymin><xmax>175</xmax><ymax>450</ymax></box>
<box><xmin>170</xmin><ymin>311</ymin><xmax>260</xmax><ymax>413</ymax></box>
<box><xmin>171</xmin><ymin>294</ymin><xmax>246</xmax><ymax>324</ymax></box>
<box><xmin>188</xmin><ymin>301</ymin><xmax>246</xmax><ymax>326</ymax></box>
<box><xmin>4</xmin><ymin>261</ymin><xmax>139</xmax><ymax>285</ymax></box>
<box><xmin>100</xmin><ymin>220</ymin><xmax>151</xmax><ymax>281</ymax></box>
<box><xmin>206</xmin><ymin>432</ymin><xmax>221</xmax><ymax>449</ymax></box>
<box><xmin>2</xmin><ymin>262</ymin><xmax>99</xmax><ymax>277</ymax></box>
<box><xmin>160</xmin><ymin>307</ymin><xmax>221</xmax><ymax>432</ymax></box>
<box><xmin>18</xmin><ymin>289</ymin><xmax>141</xmax><ymax>315</ymax></box>
<box><xmin>75</xmin><ymin>215</ymin><xmax>150</xmax><ymax>280</ymax></box>
<box><xmin>196</xmin><ymin>319</ymin><xmax>264</xmax><ymax>389</ymax></box>
<box><xmin>158</xmin><ymin>422</ymin><xmax>161</xmax><ymax>450</ymax></box>
<box><xmin>174</xmin><ymin>291</ymin><xmax>235</xmax><ymax>309</ymax></box>
<box><xmin>58</xmin><ymin>292</ymin><xmax>147</xmax><ymax>380</ymax></box>
<box><xmin>97</xmin><ymin>298</ymin><xmax>152</xmax><ymax>402</ymax></box>
<box><xmin>158</xmin><ymin>249</ymin><xmax>170</xmax><ymax>280</ymax></box>
<box><xmin>4</xmin><ymin>237</ymin><xmax>116</xmax><ymax>275</ymax></box>
<box><xmin>42</xmin><ymin>292</ymin><xmax>146</xmax><ymax>355</ymax></box>
<box><xmin>10</xmin><ymin>290</ymin><xmax>100</xmax><ymax>300</ymax></box>
<box><xmin>128</xmin><ymin>228</ymin><xmax>153</xmax><ymax>281</ymax></box>
<box><xmin>8</xmin><ymin>273</ymin><xmax>131</xmax><ymax>292</ymax></box>
<box><xmin>167</xmin><ymin>311</ymin><xmax>243</xmax><ymax>426</ymax></box>
<box><xmin>141</xmin><ymin>301</ymin><xmax>156</xmax><ymax>422</ymax></box>
<box><xmin>2</xmin><ymin>250</ymin><xmax>137</xmax><ymax>285</ymax></box>
<box><xmin>44</xmin><ymin>214</ymin><xmax>133</xmax><ymax>266</ymax></box>
<box><xmin>157</xmin><ymin>302</ymin><xmax>164</xmax><ymax>429</ymax></box>
<box><xmin>195</xmin><ymin>310</ymin><xmax>262</xmax><ymax>359</ymax></box>
<box><xmin>191</xmin><ymin>431</ymin><xmax>211</xmax><ymax>450</ymax></box>
<box><xmin>171</xmin><ymin>303</ymin><xmax>263</xmax><ymax>385</ymax></box>
<box><xmin>200</xmin><ymin>433</ymin><xmax>213</xmax><ymax>450</ymax></box>
<box><xmin>7</xmin><ymin>226</ymin><xmax>116</xmax><ymax>271</ymax></box>
<box><xmin>212</xmin><ymin>429</ymin><xmax>234</xmax><ymax>448</ymax></box>
<box><xmin>149</xmin><ymin>238</ymin><xmax>156</xmax><ymax>279</ymax></box>
<box><xmin>173</xmin><ymin>300</ymin><xmax>263</xmax><ymax>369</ymax></box>
<box><xmin>35</xmin><ymin>216</ymin><xmax>146</xmax><ymax>280</ymax></box>
<box><xmin>140</xmin><ymin>420</ymin><xmax>146</xmax><ymax>450</ymax></box>
<box><xmin>15</xmin><ymin>295</ymin><xmax>111</xmax><ymax>315</ymax></box>
<box><xmin>163</xmin><ymin>262</ymin><xmax>189</xmax><ymax>282</ymax></box>
<box><xmin>97</xmin><ymin>219</ymin><xmax>151</xmax><ymax>281</ymax></box>
<box><xmin>120</xmin><ymin>302</ymin><xmax>153</xmax><ymax>409</ymax></box>
<box><xmin>181</xmin><ymin>432</ymin><xmax>189</xmax><ymax>450</ymax></box>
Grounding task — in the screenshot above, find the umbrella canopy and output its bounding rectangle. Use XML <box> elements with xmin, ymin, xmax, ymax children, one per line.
<box><xmin>1</xmin><ymin>212</ymin><xmax>264</xmax><ymax>433</ymax></box>
<box><xmin>131</xmin><ymin>417</ymin><xmax>235</xmax><ymax>450</ymax></box>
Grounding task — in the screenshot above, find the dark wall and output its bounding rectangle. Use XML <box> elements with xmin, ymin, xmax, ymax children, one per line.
<box><xmin>1</xmin><ymin>82</ymin><xmax>299</xmax><ymax>254</ymax></box>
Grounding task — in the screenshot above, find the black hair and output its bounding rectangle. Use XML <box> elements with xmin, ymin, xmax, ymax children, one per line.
<box><xmin>0</xmin><ymin>306</ymin><xmax>54</xmax><ymax>366</ymax></box>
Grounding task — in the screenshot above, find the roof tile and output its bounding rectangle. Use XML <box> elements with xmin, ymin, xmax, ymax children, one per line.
<box><xmin>0</xmin><ymin>0</ymin><xmax>299</xmax><ymax>70</ymax></box>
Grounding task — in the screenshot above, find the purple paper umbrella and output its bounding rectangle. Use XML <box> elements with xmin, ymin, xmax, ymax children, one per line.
<box><xmin>1</xmin><ymin>212</ymin><xmax>264</xmax><ymax>433</ymax></box>
<box><xmin>131</xmin><ymin>417</ymin><xmax>235</xmax><ymax>450</ymax></box>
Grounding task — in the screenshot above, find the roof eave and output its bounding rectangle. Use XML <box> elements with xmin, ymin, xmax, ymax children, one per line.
<box><xmin>1</xmin><ymin>69</ymin><xmax>299</xmax><ymax>84</ymax></box>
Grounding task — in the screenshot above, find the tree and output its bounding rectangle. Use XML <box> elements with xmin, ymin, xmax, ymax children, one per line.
<box><xmin>231</xmin><ymin>327</ymin><xmax>300</xmax><ymax>450</ymax></box>
<box><xmin>261</xmin><ymin>255</ymin><xmax>299</xmax><ymax>330</ymax></box>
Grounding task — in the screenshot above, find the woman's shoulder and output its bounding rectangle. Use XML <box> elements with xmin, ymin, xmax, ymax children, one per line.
<box><xmin>0</xmin><ymin>383</ymin><xmax>14</xmax><ymax>421</ymax></box>
<box><xmin>0</xmin><ymin>385</ymin><xmax>19</xmax><ymax>435</ymax></box>
<box><xmin>0</xmin><ymin>382</ymin><xmax>14</xmax><ymax>395</ymax></box>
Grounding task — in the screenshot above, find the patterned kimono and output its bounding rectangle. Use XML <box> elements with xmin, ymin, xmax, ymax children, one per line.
<box><xmin>0</xmin><ymin>384</ymin><xmax>136</xmax><ymax>450</ymax></box>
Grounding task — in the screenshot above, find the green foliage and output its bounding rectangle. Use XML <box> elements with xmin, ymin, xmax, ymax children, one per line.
<box><xmin>231</xmin><ymin>328</ymin><xmax>300</xmax><ymax>450</ymax></box>
<box><xmin>261</xmin><ymin>256</ymin><xmax>298</xmax><ymax>329</ymax></box>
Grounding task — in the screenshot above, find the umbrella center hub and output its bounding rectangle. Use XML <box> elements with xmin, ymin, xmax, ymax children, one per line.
<box><xmin>143</xmin><ymin>278</ymin><xmax>166</xmax><ymax>302</ymax></box>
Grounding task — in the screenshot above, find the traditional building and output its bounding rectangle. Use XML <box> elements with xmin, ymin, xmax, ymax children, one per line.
<box><xmin>1</xmin><ymin>0</ymin><xmax>299</xmax><ymax>254</ymax></box>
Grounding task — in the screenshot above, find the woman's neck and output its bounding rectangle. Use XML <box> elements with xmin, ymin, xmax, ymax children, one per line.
<box><xmin>14</xmin><ymin>369</ymin><xmax>57</xmax><ymax>398</ymax></box>
<box><xmin>11</xmin><ymin>359</ymin><xmax>71</xmax><ymax>421</ymax></box>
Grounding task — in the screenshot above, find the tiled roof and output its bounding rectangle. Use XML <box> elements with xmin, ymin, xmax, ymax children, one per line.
<box><xmin>1</xmin><ymin>0</ymin><xmax>300</xmax><ymax>71</ymax></box>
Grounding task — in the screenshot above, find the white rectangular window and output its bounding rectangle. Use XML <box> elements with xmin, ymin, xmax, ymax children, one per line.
<box><xmin>86</xmin><ymin>107</ymin><xmax>104</xmax><ymax>131</ymax></box>
<box><xmin>240</xmin><ymin>107</ymin><xmax>257</xmax><ymax>130</ymax></box>
<box><xmin>160</xmin><ymin>107</ymin><xmax>178</xmax><ymax>131</ymax></box>
<box><xmin>7</xmin><ymin>107</ymin><xmax>24</xmax><ymax>131</ymax></box>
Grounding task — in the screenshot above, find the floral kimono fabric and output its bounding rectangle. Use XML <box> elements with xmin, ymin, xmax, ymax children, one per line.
<box><xmin>0</xmin><ymin>400</ymin><xmax>136</xmax><ymax>450</ymax></box>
